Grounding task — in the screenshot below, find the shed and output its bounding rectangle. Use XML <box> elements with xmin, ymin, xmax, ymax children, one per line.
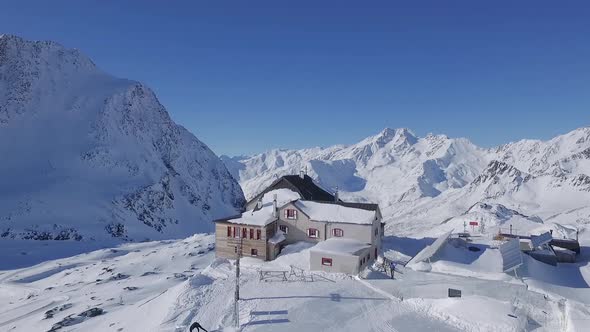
<box><xmin>310</xmin><ymin>238</ymin><xmax>372</xmax><ymax>274</ymax></box>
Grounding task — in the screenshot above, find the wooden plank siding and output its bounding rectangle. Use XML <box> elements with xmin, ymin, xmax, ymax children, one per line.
<box><xmin>214</xmin><ymin>221</ymin><xmax>272</xmax><ymax>260</ymax></box>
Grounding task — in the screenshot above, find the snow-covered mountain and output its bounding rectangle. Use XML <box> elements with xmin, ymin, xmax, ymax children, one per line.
<box><xmin>0</xmin><ymin>35</ymin><xmax>245</xmax><ymax>242</ymax></box>
<box><xmin>223</xmin><ymin>127</ymin><xmax>590</xmax><ymax>238</ymax></box>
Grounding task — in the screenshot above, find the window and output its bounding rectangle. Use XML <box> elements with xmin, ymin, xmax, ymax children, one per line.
<box><xmin>234</xmin><ymin>246</ymin><xmax>237</xmax><ymax>253</ymax></box>
<box><xmin>242</xmin><ymin>228</ymin><xmax>247</xmax><ymax>239</ymax></box>
<box><xmin>332</xmin><ymin>228</ymin><xmax>344</xmax><ymax>237</ymax></box>
<box><xmin>321</xmin><ymin>257</ymin><xmax>333</xmax><ymax>266</ymax></box>
<box><xmin>227</xmin><ymin>226</ymin><xmax>231</xmax><ymax>237</ymax></box>
<box><xmin>308</xmin><ymin>228</ymin><xmax>319</xmax><ymax>238</ymax></box>
<box><xmin>250</xmin><ymin>228</ymin><xmax>254</xmax><ymax>239</ymax></box>
<box><xmin>285</xmin><ymin>209</ymin><xmax>297</xmax><ymax>220</ymax></box>
<box><xmin>251</xmin><ymin>248</ymin><xmax>258</xmax><ymax>256</ymax></box>
<box><xmin>233</xmin><ymin>227</ymin><xmax>238</xmax><ymax>238</ymax></box>
<box><xmin>256</xmin><ymin>229</ymin><xmax>261</xmax><ymax>240</ymax></box>
<box><xmin>374</xmin><ymin>227</ymin><xmax>379</xmax><ymax>236</ymax></box>
<box><xmin>374</xmin><ymin>247</ymin><xmax>378</xmax><ymax>258</ymax></box>
<box><xmin>279</xmin><ymin>225</ymin><xmax>288</xmax><ymax>234</ymax></box>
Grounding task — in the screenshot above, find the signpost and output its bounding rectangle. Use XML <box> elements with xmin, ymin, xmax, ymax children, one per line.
<box><xmin>227</xmin><ymin>228</ymin><xmax>243</xmax><ymax>328</ymax></box>
<box><xmin>469</xmin><ymin>221</ymin><xmax>479</xmax><ymax>232</ymax></box>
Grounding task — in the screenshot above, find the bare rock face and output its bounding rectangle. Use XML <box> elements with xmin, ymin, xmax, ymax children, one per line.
<box><xmin>0</xmin><ymin>34</ymin><xmax>245</xmax><ymax>242</ymax></box>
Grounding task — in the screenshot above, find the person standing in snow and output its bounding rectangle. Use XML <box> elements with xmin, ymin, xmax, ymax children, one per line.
<box><xmin>390</xmin><ymin>261</ymin><xmax>395</xmax><ymax>279</ymax></box>
<box><xmin>189</xmin><ymin>321</ymin><xmax>208</xmax><ymax>332</ymax></box>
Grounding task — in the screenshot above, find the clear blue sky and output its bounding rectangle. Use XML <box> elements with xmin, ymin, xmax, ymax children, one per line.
<box><xmin>2</xmin><ymin>1</ymin><xmax>589</xmax><ymax>156</ymax></box>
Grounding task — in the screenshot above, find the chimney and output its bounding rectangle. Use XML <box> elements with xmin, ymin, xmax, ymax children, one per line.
<box><xmin>299</xmin><ymin>170</ymin><xmax>305</xmax><ymax>179</ymax></box>
<box><xmin>334</xmin><ymin>186</ymin><xmax>339</xmax><ymax>202</ymax></box>
<box><xmin>272</xmin><ymin>194</ymin><xmax>278</xmax><ymax>218</ymax></box>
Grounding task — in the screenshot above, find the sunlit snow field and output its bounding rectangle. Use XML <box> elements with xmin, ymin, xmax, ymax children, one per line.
<box><xmin>1</xmin><ymin>233</ymin><xmax>589</xmax><ymax>331</ymax></box>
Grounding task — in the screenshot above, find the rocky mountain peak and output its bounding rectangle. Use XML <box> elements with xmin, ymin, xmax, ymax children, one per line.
<box><xmin>471</xmin><ymin>160</ymin><xmax>529</xmax><ymax>185</ymax></box>
<box><xmin>0</xmin><ymin>35</ymin><xmax>245</xmax><ymax>242</ymax></box>
<box><xmin>0</xmin><ymin>34</ymin><xmax>96</xmax><ymax>72</ymax></box>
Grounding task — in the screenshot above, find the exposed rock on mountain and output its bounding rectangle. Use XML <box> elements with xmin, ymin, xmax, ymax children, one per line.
<box><xmin>0</xmin><ymin>34</ymin><xmax>245</xmax><ymax>242</ymax></box>
<box><xmin>226</xmin><ymin>126</ymin><xmax>590</xmax><ymax>237</ymax></box>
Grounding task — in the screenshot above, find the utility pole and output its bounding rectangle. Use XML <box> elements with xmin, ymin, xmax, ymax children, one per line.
<box><xmin>234</xmin><ymin>227</ymin><xmax>242</xmax><ymax>328</ymax></box>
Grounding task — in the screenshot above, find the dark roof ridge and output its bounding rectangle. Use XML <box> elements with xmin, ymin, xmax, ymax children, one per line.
<box><xmin>246</xmin><ymin>174</ymin><xmax>336</xmax><ymax>205</ymax></box>
<box><xmin>300</xmin><ymin>199</ymin><xmax>379</xmax><ymax>211</ymax></box>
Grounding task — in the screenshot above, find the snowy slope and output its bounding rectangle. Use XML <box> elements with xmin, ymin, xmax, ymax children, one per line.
<box><xmin>223</xmin><ymin>127</ymin><xmax>590</xmax><ymax>238</ymax></box>
<box><xmin>2</xmin><ymin>235</ymin><xmax>588</xmax><ymax>332</ymax></box>
<box><xmin>0</xmin><ymin>34</ymin><xmax>245</xmax><ymax>242</ymax></box>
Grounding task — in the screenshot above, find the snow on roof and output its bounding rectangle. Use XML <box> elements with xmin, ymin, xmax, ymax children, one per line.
<box><xmin>222</xmin><ymin>189</ymin><xmax>301</xmax><ymax>226</ymax></box>
<box><xmin>229</xmin><ymin>205</ymin><xmax>276</xmax><ymax>226</ymax></box>
<box><xmin>259</xmin><ymin>188</ymin><xmax>301</xmax><ymax>206</ymax></box>
<box><xmin>268</xmin><ymin>231</ymin><xmax>286</xmax><ymax>245</ymax></box>
<box><xmin>311</xmin><ymin>238</ymin><xmax>371</xmax><ymax>256</ymax></box>
<box><xmin>293</xmin><ymin>200</ymin><xmax>376</xmax><ymax>225</ymax></box>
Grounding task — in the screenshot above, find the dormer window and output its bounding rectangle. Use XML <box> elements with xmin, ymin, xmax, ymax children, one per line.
<box><xmin>285</xmin><ymin>209</ymin><xmax>298</xmax><ymax>220</ymax></box>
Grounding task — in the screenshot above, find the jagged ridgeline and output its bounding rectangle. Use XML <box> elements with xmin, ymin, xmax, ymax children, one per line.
<box><xmin>0</xmin><ymin>35</ymin><xmax>245</xmax><ymax>242</ymax></box>
<box><xmin>225</xmin><ymin>127</ymin><xmax>590</xmax><ymax>236</ymax></box>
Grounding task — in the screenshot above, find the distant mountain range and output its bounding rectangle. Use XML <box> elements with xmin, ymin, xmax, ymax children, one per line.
<box><xmin>1</xmin><ymin>34</ymin><xmax>587</xmax><ymax>243</ymax></box>
<box><xmin>223</xmin><ymin>127</ymin><xmax>590</xmax><ymax>239</ymax></box>
<box><xmin>0</xmin><ymin>34</ymin><xmax>245</xmax><ymax>242</ymax></box>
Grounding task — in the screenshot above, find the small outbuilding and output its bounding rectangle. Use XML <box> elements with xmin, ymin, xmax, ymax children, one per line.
<box><xmin>310</xmin><ymin>238</ymin><xmax>372</xmax><ymax>274</ymax></box>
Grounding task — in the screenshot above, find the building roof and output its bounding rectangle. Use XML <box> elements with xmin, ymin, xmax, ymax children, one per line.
<box><xmin>311</xmin><ymin>238</ymin><xmax>371</xmax><ymax>256</ymax></box>
<box><xmin>213</xmin><ymin>189</ymin><xmax>300</xmax><ymax>226</ymax></box>
<box><xmin>246</xmin><ymin>174</ymin><xmax>336</xmax><ymax>206</ymax></box>
<box><xmin>311</xmin><ymin>200</ymin><xmax>380</xmax><ymax>212</ymax></box>
<box><xmin>219</xmin><ymin>205</ymin><xmax>277</xmax><ymax>227</ymax></box>
<box><xmin>268</xmin><ymin>231</ymin><xmax>286</xmax><ymax>245</ymax></box>
<box><xmin>293</xmin><ymin>200</ymin><xmax>377</xmax><ymax>225</ymax></box>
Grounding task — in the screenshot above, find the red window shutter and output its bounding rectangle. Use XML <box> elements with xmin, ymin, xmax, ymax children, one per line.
<box><xmin>242</xmin><ymin>228</ymin><xmax>247</xmax><ymax>239</ymax></box>
<box><xmin>250</xmin><ymin>228</ymin><xmax>254</xmax><ymax>239</ymax></box>
<box><xmin>227</xmin><ymin>226</ymin><xmax>231</xmax><ymax>237</ymax></box>
<box><xmin>256</xmin><ymin>229</ymin><xmax>261</xmax><ymax>240</ymax></box>
<box><xmin>233</xmin><ymin>227</ymin><xmax>236</xmax><ymax>238</ymax></box>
